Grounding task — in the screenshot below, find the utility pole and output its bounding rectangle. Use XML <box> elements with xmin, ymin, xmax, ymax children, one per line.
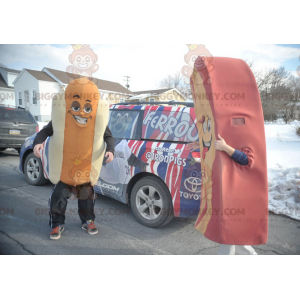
<box><xmin>124</xmin><ymin>76</ymin><xmax>130</xmax><ymax>90</ymax></box>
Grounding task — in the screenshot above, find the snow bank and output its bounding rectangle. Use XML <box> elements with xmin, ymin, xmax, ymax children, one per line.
<box><xmin>265</xmin><ymin>121</ymin><xmax>300</xmax><ymax>220</ymax></box>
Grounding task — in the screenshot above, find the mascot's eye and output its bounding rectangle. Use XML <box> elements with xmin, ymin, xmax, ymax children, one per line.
<box><xmin>71</xmin><ymin>101</ymin><xmax>81</xmax><ymax>112</ymax></box>
<box><xmin>208</xmin><ymin>119</ymin><xmax>211</xmax><ymax>132</ymax></box>
<box><xmin>85</xmin><ymin>171</ymin><xmax>90</xmax><ymax>177</ymax></box>
<box><xmin>200</xmin><ymin>56</ymin><xmax>206</xmax><ymax>62</ymax></box>
<box><xmin>85</xmin><ymin>57</ymin><xmax>90</xmax><ymax>62</ymax></box>
<box><xmin>83</xmin><ymin>103</ymin><xmax>92</xmax><ymax>113</ymax></box>
<box><xmin>192</xmin><ymin>56</ymin><xmax>197</xmax><ymax>62</ymax></box>
<box><xmin>124</xmin><ymin>113</ymin><xmax>129</xmax><ymax>119</ymax></box>
<box><xmin>76</xmin><ymin>56</ymin><xmax>81</xmax><ymax>62</ymax></box>
<box><xmin>84</xmin><ymin>107</ymin><xmax>92</xmax><ymax>113</ymax></box>
<box><xmin>116</xmin><ymin>113</ymin><xmax>121</xmax><ymax>119</ymax></box>
<box><xmin>203</xmin><ymin>121</ymin><xmax>207</xmax><ymax>133</ymax></box>
<box><xmin>76</xmin><ymin>171</ymin><xmax>81</xmax><ymax>177</ymax></box>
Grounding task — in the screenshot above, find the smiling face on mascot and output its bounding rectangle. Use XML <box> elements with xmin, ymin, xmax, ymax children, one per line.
<box><xmin>48</xmin><ymin>77</ymin><xmax>109</xmax><ymax>186</ymax></box>
<box><xmin>190</xmin><ymin>57</ymin><xmax>268</xmax><ymax>245</ymax></box>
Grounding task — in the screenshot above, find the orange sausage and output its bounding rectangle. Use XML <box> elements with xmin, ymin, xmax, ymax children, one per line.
<box><xmin>49</xmin><ymin>78</ymin><xmax>109</xmax><ymax>186</ymax></box>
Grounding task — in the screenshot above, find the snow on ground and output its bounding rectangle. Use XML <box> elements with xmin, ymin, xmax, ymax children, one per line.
<box><xmin>265</xmin><ymin>119</ymin><xmax>300</xmax><ymax>220</ymax></box>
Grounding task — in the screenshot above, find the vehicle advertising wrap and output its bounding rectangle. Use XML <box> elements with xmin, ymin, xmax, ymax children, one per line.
<box><xmin>41</xmin><ymin>105</ymin><xmax>203</xmax><ymax>218</ymax></box>
<box><xmin>142</xmin><ymin>106</ymin><xmax>199</xmax><ymax>142</ymax></box>
<box><xmin>127</xmin><ymin>139</ymin><xmax>201</xmax><ymax>217</ymax></box>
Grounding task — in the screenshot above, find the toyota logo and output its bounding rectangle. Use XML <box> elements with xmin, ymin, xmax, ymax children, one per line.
<box><xmin>184</xmin><ymin>177</ymin><xmax>202</xmax><ymax>193</ymax></box>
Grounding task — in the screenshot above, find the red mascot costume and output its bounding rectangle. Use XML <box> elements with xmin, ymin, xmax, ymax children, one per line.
<box><xmin>190</xmin><ymin>57</ymin><xmax>268</xmax><ymax>245</ymax></box>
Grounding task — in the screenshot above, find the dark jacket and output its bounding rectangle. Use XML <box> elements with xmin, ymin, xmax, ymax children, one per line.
<box><xmin>33</xmin><ymin>121</ymin><xmax>115</xmax><ymax>155</ymax></box>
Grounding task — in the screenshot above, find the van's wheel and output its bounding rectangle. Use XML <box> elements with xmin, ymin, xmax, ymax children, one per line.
<box><xmin>130</xmin><ymin>177</ymin><xmax>174</xmax><ymax>228</ymax></box>
<box><xmin>24</xmin><ymin>152</ymin><xmax>49</xmax><ymax>186</ymax></box>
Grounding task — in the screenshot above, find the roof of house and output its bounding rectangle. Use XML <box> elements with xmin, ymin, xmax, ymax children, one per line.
<box><xmin>44</xmin><ymin>68</ymin><xmax>133</xmax><ymax>94</ymax></box>
<box><xmin>25</xmin><ymin>69</ymin><xmax>57</xmax><ymax>82</ymax></box>
<box><xmin>128</xmin><ymin>93</ymin><xmax>150</xmax><ymax>100</ymax></box>
<box><xmin>0</xmin><ymin>73</ymin><xmax>13</xmax><ymax>89</ymax></box>
<box><xmin>133</xmin><ymin>88</ymin><xmax>172</xmax><ymax>95</ymax></box>
<box><xmin>0</xmin><ymin>67</ymin><xmax>21</xmax><ymax>74</ymax></box>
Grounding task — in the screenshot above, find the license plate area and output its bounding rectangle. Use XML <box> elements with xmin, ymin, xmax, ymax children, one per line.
<box><xmin>9</xmin><ymin>130</ymin><xmax>20</xmax><ymax>135</ymax></box>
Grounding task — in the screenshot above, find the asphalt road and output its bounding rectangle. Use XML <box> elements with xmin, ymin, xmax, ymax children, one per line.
<box><xmin>0</xmin><ymin>149</ymin><xmax>299</xmax><ymax>255</ymax></box>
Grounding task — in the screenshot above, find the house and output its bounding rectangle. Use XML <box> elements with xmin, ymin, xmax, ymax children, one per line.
<box><xmin>13</xmin><ymin>68</ymin><xmax>133</xmax><ymax>121</ymax></box>
<box><xmin>0</xmin><ymin>67</ymin><xmax>21</xmax><ymax>106</ymax></box>
<box><xmin>42</xmin><ymin>68</ymin><xmax>133</xmax><ymax>103</ymax></box>
<box><xmin>128</xmin><ymin>88</ymin><xmax>186</xmax><ymax>103</ymax></box>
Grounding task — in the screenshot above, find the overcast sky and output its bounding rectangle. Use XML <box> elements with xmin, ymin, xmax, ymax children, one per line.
<box><xmin>0</xmin><ymin>44</ymin><xmax>299</xmax><ymax>91</ymax></box>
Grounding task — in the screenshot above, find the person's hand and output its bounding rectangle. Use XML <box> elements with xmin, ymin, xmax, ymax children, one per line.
<box><xmin>186</xmin><ymin>141</ymin><xmax>200</xmax><ymax>151</ymax></box>
<box><xmin>33</xmin><ymin>144</ymin><xmax>43</xmax><ymax>158</ymax></box>
<box><xmin>105</xmin><ymin>151</ymin><xmax>114</xmax><ymax>163</ymax></box>
<box><xmin>214</xmin><ymin>134</ymin><xmax>227</xmax><ymax>151</ymax></box>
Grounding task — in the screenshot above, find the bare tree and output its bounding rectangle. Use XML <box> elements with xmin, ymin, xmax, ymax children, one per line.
<box><xmin>244</xmin><ymin>59</ymin><xmax>260</xmax><ymax>79</ymax></box>
<box><xmin>159</xmin><ymin>71</ymin><xmax>192</xmax><ymax>100</ymax></box>
<box><xmin>244</xmin><ymin>61</ymin><xmax>294</xmax><ymax>122</ymax></box>
<box><xmin>283</xmin><ymin>75</ymin><xmax>300</xmax><ymax>122</ymax></box>
<box><xmin>160</xmin><ymin>72</ymin><xmax>182</xmax><ymax>89</ymax></box>
<box><xmin>160</xmin><ymin>62</ymin><xmax>300</xmax><ymax>122</ymax></box>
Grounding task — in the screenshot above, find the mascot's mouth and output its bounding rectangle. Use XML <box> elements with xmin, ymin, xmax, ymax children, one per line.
<box><xmin>73</xmin><ymin>115</ymin><xmax>88</xmax><ymax>125</ymax></box>
<box><xmin>114</xmin><ymin>123</ymin><xmax>125</xmax><ymax>133</ymax></box>
<box><xmin>78</xmin><ymin>63</ymin><xmax>88</xmax><ymax>68</ymax></box>
<box><xmin>202</xmin><ymin>137</ymin><xmax>212</xmax><ymax>159</ymax></box>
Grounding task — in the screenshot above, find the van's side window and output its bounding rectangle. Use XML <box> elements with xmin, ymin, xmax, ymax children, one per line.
<box><xmin>109</xmin><ymin>110</ymin><xmax>140</xmax><ymax>139</ymax></box>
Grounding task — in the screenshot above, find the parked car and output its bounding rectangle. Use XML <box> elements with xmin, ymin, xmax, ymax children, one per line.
<box><xmin>0</xmin><ymin>105</ymin><xmax>39</xmax><ymax>154</ymax></box>
<box><xmin>19</xmin><ymin>101</ymin><xmax>202</xmax><ymax>227</ymax></box>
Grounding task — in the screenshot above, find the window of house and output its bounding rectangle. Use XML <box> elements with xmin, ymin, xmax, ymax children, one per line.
<box><xmin>32</xmin><ymin>90</ymin><xmax>37</xmax><ymax>105</ymax></box>
<box><xmin>18</xmin><ymin>92</ymin><xmax>22</xmax><ymax>106</ymax></box>
<box><xmin>149</xmin><ymin>98</ymin><xmax>155</xmax><ymax>102</ymax></box>
<box><xmin>24</xmin><ymin>90</ymin><xmax>29</xmax><ymax>103</ymax></box>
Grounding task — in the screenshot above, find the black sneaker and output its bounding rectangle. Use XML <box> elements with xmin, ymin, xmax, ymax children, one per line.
<box><xmin>50</xmin><ymin>225</ymin><xmax>64</xmax><ymax>240</ymax></box>
<box><xmin>82</xmin><ymin>220</ymin><xmax>98</xmax><ymax>235</ymax></box>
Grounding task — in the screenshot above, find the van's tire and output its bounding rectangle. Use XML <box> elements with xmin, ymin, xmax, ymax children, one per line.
<box><xmin>24</xmin><ymin>152</ymin><xmax>49</xmax><ymax>186</ymax></box>
<box><xmin>130</xmin><ymin>177</ymin><xmax>174</xmax><ymax>228</ymax></box>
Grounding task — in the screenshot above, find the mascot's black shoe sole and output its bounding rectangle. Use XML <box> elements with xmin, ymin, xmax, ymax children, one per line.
<box><xmin>82</xmin><ymin>221</ymin><xmax>98</xmax><ymax>235</ymax></box>
<box><xmin>50</xmin><ymin>225</ymin><xmax>64</xmax><ymax>240</ymax></box>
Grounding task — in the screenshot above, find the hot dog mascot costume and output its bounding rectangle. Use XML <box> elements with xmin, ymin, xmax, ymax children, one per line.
<box><xmin>34</xmin><ymin>77</ymin><xmax>111</xmax><ymax>236</ymax></box>
<box><xmin>190</xmin><ymin>57</ymin><xmax>268</xmax><ymax>245</ymax></box>
<box><xmin>49</xmin><ymin>77</ymin><xmax>108</xmax><ymax>187</ymax></box>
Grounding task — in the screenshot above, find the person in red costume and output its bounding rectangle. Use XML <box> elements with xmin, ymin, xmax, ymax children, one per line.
<box><xmin>187</xmin><ymin>134</ymin><xmax>257</xmax><ymax>255</ymax></box>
